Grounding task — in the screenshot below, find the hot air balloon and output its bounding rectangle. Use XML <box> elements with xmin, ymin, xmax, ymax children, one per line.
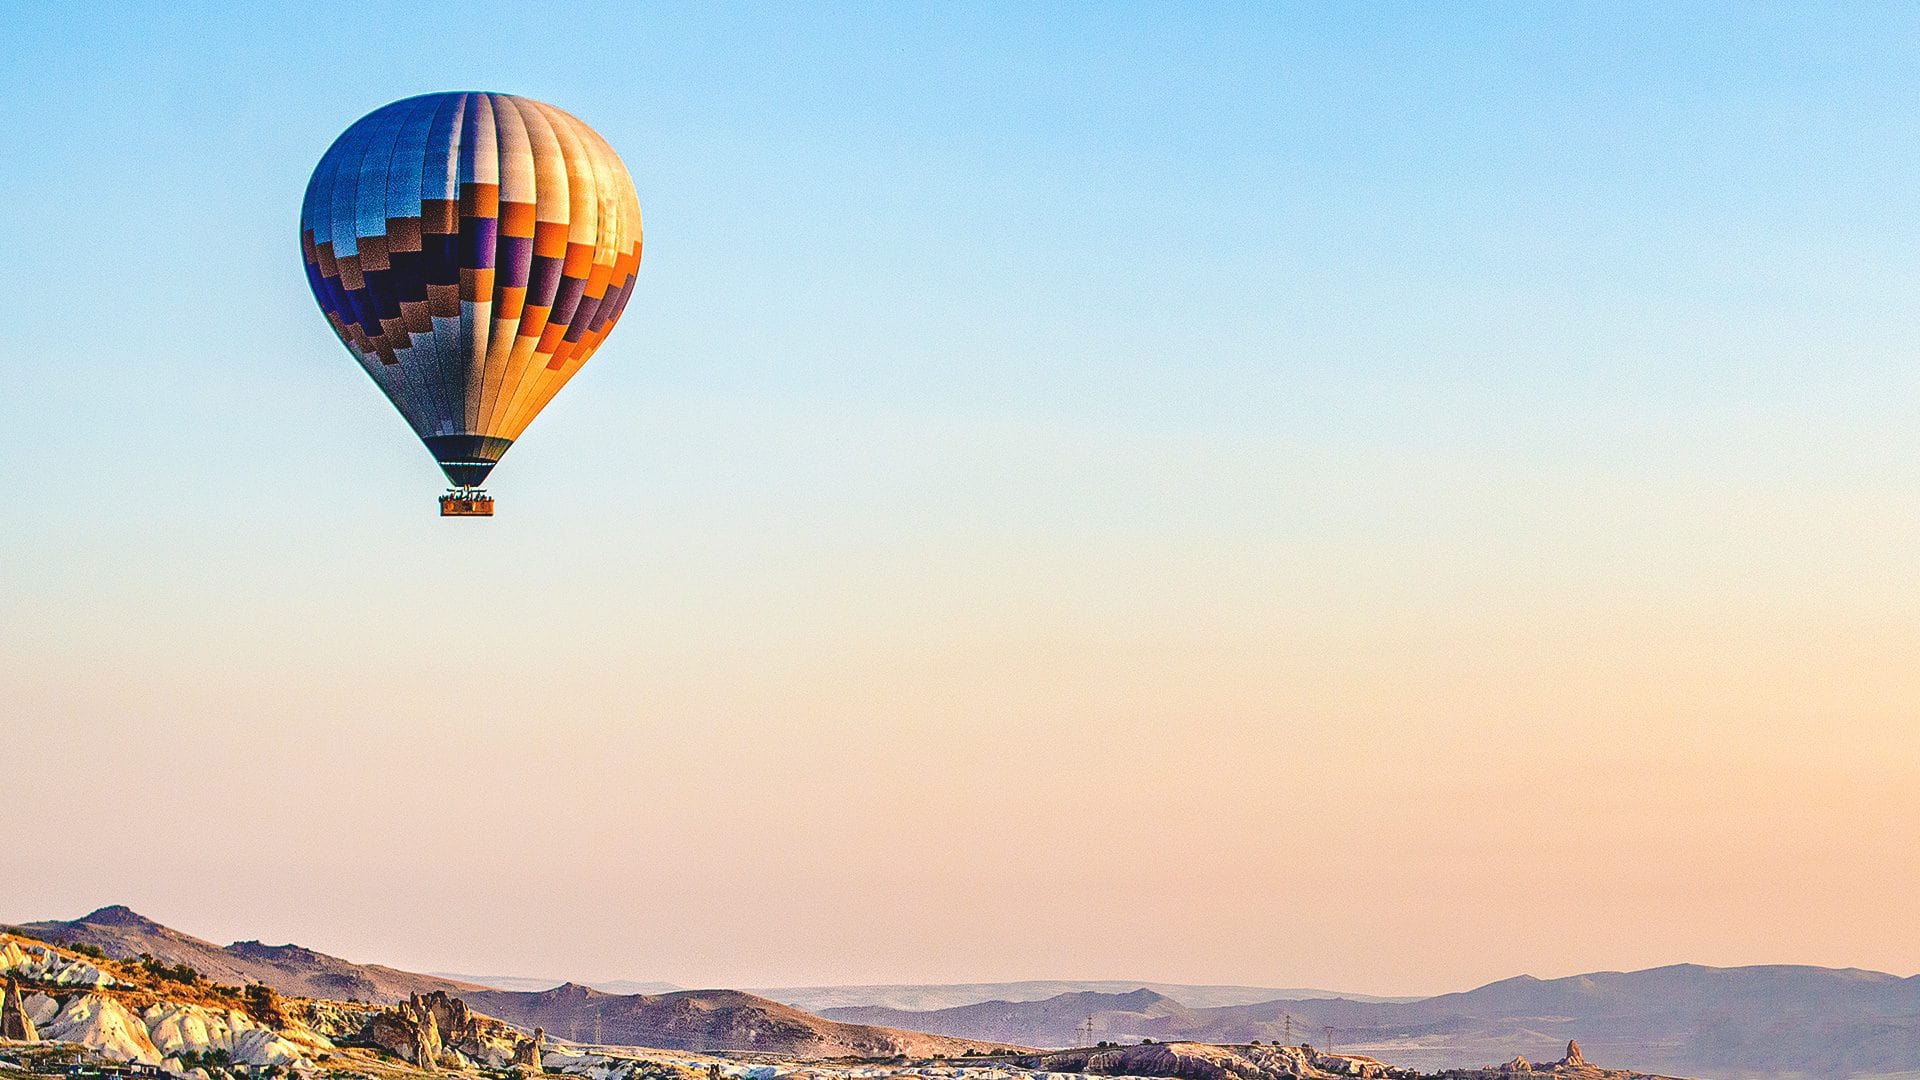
<box><xmin>300</xmin><ymin>92</ymin><xmax>642</xmax><ymax>515</ymax></box>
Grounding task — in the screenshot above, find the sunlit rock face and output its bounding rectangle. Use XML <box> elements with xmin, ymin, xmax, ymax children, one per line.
<box><xmin>22</xmin><ymin>990</ymin><xmax>326</xmax><ymax>1068</ymax></box>
<box><xmin>365</xmin><ymin>990</ymin><xmax>527</xmax><ymax>1069</ymax></box>
<box><xmin>0</xmin><ymin>940</ymin><xmax>116</xmax><ymax>988</ymax></box>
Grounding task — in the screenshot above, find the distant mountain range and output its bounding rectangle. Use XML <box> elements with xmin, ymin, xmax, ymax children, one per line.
<box><xmin>436</xmin><ymin>976</ymin><xmax>1410</xmax><ymax>1011</ymax></box>
<box><xmin>825</xmin><ymin>971</ymin><xmax>1920</xmax><ymax>1078</ymax></box>
<box><xmin>13</xmin><ymin>906</ymin><xmax>1920</xmax><ymax>1078</ymax></box>
<box><xmin>826</xmin><ymin>987</ymin><xmax>1194</xmax><ymax>1047</ymax></box>
<box><xmin>433</xmin><ymin>973</ymin><xmax>683</xmax><ymax>996</ymax></box>
<box><xmin>752</xmin><ymin>981</ymin><xmax>1415</xmax><ymax>1012</ymax></box>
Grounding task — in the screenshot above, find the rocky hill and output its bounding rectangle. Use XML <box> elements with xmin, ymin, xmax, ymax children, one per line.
<box><xmin>8</xmin><ymin>908</ymin><xmax>482</xmax><ymax>1004</ymax></box>
<box><xmin>461</xmin><ymin>983</ymin><xmax>1015</xmax><ymax>1058</ymax></box>
<box><xmin>0</xmin><ymin>932</ymin><xmax>371</xmax><ymax>1070</ymax></box>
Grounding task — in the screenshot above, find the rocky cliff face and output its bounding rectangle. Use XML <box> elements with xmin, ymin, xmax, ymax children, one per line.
<box><xmin>514</xmin><ymin>1026</ymin><xmax>547</xmax><ymax>1069</ymax></box>
<box><xmin>363</xmin><ymin>990</ymin><xmax>531</xmax><ymax>1070</ymax></box>
<box><xmin>368</xmin><ymin>998</ymin><xmax>442</xmax><ymax>1070</ymax></box>
<box><xmin>2</xmin><ymin>975</ymin><xmax>38</xmax><ymax>1041</ymax></box>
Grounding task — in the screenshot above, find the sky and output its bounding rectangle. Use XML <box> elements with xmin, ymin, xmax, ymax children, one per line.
<box><xmin>2</xmin><ymin>2</ymin><xmax>1919</xmax><ymax>998</ymax></box>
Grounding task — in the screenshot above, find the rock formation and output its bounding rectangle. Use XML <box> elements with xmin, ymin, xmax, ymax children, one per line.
<box><xmin>1559</xmin><ymin>1041</ymin><xmax>1585</xmax><ymax>1067</ymax></box>
<box><xmin>420</xmin><ymin>1006</ymin><xmax>444</xmax><ymax>1070</ymax></box>
<box><xmin>513</xmin><ymin>1026</ymin><xmax>546</xmax><ymax>1071</ymax></box>
<box><xmin>0</xmin><ymin>940</ymin><xmax>115</xmax><ymax>989</ymax></box>
<box><xmin>368</xmin><ymin>994</ymin><xmax>444</xmax><ymax>1069</ymax></box>
<box><xmin>139</xmin><ymin>999</ymin><xmax>323</xmax><ymax>1067</ymax></box>
<box><xmin>35</xmin><ymin>992</ymin><xmax>159</xmax><ymax>1062</ymax></box>
<box><xmin>1496</xmin><ymin>1056</ymin><xmax>1533</xmax><ymax>1074</ymax></box>
<box><xmin>366</xmin><ymin>990</ymin><xmax>526</xmax><ymax>1070</ymax></box>
<box><xmin>1</xmin><ymin>976</ymin><xmax>38</xmax><ymax>1041</ymax></box>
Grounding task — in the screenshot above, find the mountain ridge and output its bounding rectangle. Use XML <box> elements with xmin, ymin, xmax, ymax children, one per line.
<box><xmin>457</xmin><ymin>982</ymin><xmax>1023</xmax><ymax>1057</ymax></box>
<box><xmin>753</xmin><ymin>980</ymin><xmax>1418</xmax><ymax>1012</ymax></box>
<box><xmin>824</xmin><ymin>989</ymin><xmax>1201</xmax><ymax>1047</ymax></box>
<box><xmin>433</xmin><ymin>976</ymin><xmax>1416</xmax><ymax>1010</ymax></box>
<box><xmin>6</xmin><ymin>906</ymin><xmax>484</xmax><ymax>1003</ymax></box>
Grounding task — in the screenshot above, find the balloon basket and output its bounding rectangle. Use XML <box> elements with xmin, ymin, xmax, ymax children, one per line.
<box><xmin>440</xmin><ymin>490</ymin><xmax>495</xmax><ymax>517</ymax></box>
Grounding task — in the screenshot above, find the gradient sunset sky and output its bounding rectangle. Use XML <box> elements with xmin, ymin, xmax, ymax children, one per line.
<box><xmin>3</xmin><ymin>2</ymin><xmax>1919</xmax><ymax>996</ymax></box>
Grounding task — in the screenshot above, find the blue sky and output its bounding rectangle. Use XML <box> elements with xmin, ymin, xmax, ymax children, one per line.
<box><xmin>8</xmin><ymin>3</ymin><xmax>1920</xmax><ymax>499</ymax></box>
<box><xmin>3</xmin><ymin>3</ymin><xmax>1919</xmax><ymax>992</ymax></box>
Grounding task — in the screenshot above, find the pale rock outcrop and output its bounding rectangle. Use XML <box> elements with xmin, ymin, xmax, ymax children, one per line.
<box><xmin>140</xmin><ymin>1000</ymin><xmax>322</xmax><ymax>1067</ymax></box>
<box><xmin>2</xmin><ymin>977</ymin><xmax>37</xmax><ymax>1041</ymax></box>
<box><xmin>36</xmin><ymin>993</ymin><xmax>163</xmax><ymax>1064</ymax></box>
<box><xmin>1558</xmin><ymin>1042</ymin><xmax>1584</xmax><ymax>1068</ymax></box>
<box><xmin>14</xmin><ymin>991</ymin><xmax>318</xmax><ymax>1068</ymax></box>
<box><xmin>417</xmin><ymin>1007</ymin><xmax>443</xmax><ymax>1071</ymax></box>
<box><xmin>229</xmin><ymin>1027</ymin><xmax>313</xmax><ymax>1068</ymax></box>
<box><xmin>0</xmin><ymin>942</ymin><xmax>116</xmax><ymax>988</ymax></box>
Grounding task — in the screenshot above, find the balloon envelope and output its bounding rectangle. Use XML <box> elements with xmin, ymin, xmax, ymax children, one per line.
<box><xmin>300</xmin><ymin>92</ymin><xmax>642</xmax><ymax>488</ymax></box>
